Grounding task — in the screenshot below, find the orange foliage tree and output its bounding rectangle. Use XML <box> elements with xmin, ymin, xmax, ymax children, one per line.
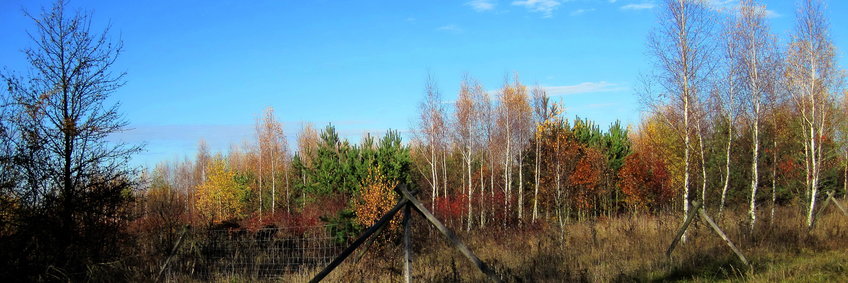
<box><xmin>353</xmin><ymin>167</ymin><xmax>399</xmax><ymax>230</ymax></box>
<box><xmin>618</xmin><ymin>152</ymin><xmax>674</xmax><ymax>211</ymax></box>
<box><xmin>568</xmin><ymin>147</ymin><xmax>606</xmax><ymax>210</ymax></box>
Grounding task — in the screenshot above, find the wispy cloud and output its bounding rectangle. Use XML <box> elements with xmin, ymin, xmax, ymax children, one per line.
<box><xmin>466</xmin><ymin>0</ymin><xmax>496</xmax><ymax>12</ymax></box>
<box><xmin>705</xmin><ymin>0</ymin><xmax>781</xmax><ymax>18</ymax></box>
<box><xmin>570</xmin><ymin>8</ymin><xmax>595</xmax><ymax>16</ymax></box>
<box><xmin>543</xmin><ymin>81</ymin><xmax>627</xmax><ymax>96</ymax></box>
<box><xmin>436</xmin><ymin>24</ymin><xmax>463</xmax><ymax>33</ymax></box>
<box><xmin>620</xmin><ymin>3</ymin><xmax>655</xmax><ymax>10</ymax></box>
<box><xmin>511</xmin><ymin>0</ymin><xmax>562</xmax><ymax>18</ymax></box>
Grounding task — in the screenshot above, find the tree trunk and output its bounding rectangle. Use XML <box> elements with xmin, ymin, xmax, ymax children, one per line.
<box><xmin>443</xmin><ymin>150</ymin><xmax>448</xmax><ymax>199</ymax></box>
<box><xmin>518</xmin><ymin>148</ymin><xmax>524</xmax><ymax>221</ymax></box>
<box><xmin>272</xmin><ymin>150</ymin><xmax>276</xmax><ymax>214</ymax></box>
<box><xmin>431</xmin><ymin>147</ymin><xmax>438</xmax><ymax>212</ymax></box>
<box><xmin>698</xmin><ymin>122</ymin><xmax>707</xmax><ymax>209</ymax></box>
<box><xmin>533</xmin><ymin>133</ymin><xmax>541</xmax><ymax>222</ymax></box>
<box><xmin>480</xmin><ymin>159</ymin><xmax>485</xmax><ymax>228</ymax></box>
<box><xmin>259</xmin><ymin>146</ymin><xmax>263</xmax><ymax>222</ymax></box>
<box><xmin>467</xmin><ymin>151</ymin><xmax>473</xmax><ymax>231</ymax></box>
<box><xmin>286</xmin><ymin>164</ymin><xmax>291</xmax><ymax>213</ymax></box>
<box><xmin>750</xmin><ymin>104</ymin><xmax>759</xmax><ymax>231</ymax></box>
<box><xmin>771</xmin><ymin>138</ymin><xmax>777</xmax><ymax>224</ymax></box>
<box><xmin>719</xmin><ymin>114</ymin><xmax>732</xmax><ymax>217</ymax></box>
<box><xmin>682</xmin><ymin>80</ymin><xmax>691</xmax><ymax>243</ymax></box>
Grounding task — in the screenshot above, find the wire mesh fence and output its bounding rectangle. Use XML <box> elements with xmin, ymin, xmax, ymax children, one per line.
<box><xmin>162</xmin><ymin>224</ymin><xmax>346</xmax><ymax>281</ymax></box>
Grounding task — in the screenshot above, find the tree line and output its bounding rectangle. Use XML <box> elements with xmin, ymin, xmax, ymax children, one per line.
<box><xmin>1</xmin><ymin>0</ymin><xmax>846</xmax><ymax>280</ymax></box>
<box><xmin>141</xmin><ymin>0</ymin><xmax>847</xmax><ymax>237</ymax></box>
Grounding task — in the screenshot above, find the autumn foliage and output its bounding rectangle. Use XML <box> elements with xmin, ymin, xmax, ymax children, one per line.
<box><xmin>353</xmin><ymin>168</ymin><xmax>399</xmax><ymax>229</ymax></box>
<box><xmin>194</xmin><ymin>158</ymin><xmax>250</xmax><ymax>223</ymax></box>
<box><xmin>618</xmin><ymin>153</ymin><xmax>674</xmax><ymax>210</ymax></box>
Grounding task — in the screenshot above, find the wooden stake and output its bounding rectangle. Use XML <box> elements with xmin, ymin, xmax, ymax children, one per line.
<box><xmin>400</xmin><ymin>186</ymin><xmax>503</xmax><ymax>283</ymax></box>
<box><xmin>698</xmin><ymin>208</ymin><xmax>750</xmax><ymax>268</ymax></box>
<box><xmin>155</xmin><ymin>225</ymin><xmax>189</xmax><ymax>283</ymax></box>
<box><xmin>667</xmin><ymin>201</ymin><xmax>702</xmax><ymax>257</ymax></box>
<box><xmin>810</xmin><ymin>193</ymin><xmax>833</xmax><ymax>230</ymax></box>
<box><xmin>403</xmin><ymin>204</ymin><xmax>412</xmax><ymax>283</ymax></box>
<box><xmin>309</xmin><ymin>199</ymin><xmax>408</xmax><ymax>283</ymax></box>
<box><xmin>827</xmin><ymin>192</ymin><xmax>848</xmax><ymax>218</ymax></box>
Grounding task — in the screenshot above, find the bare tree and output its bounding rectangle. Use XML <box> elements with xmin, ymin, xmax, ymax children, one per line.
<box><xmin>495</xmin><ymin>75</ymin><xmax>531</xmax><ymax>222</ymax></box>
<box><xmin>785</xmin><ymin>0</ymin><xmax>844</xmax><ymax>227</ymax></box>
<box><xmin>1</xmin><ymin>0</ymin><xmax>141</xmax><ymax>273</ymax></box>
<box><xmin>414</xmin><ymin>74</ymin><xmax>446</xmax><ymax>211</ymax></box>
<box><xmin>531</xmin><ymin>86</ymin><xmax>556</xmax><ymax>222</ymax></box>
<box><xmin>295</xmin><ymin>122</ymin><xmax>318</xmax><ymax>208</ymax></box>
<box><xmin>454</xmin><ymin>75</ymin><xmax>481</xmax><ymax>231</ymax></box>
<box><xmin>735</xmin><ymin>0</ymin><xmax>780</xmax><ymax>230</ymax></box>
<box><xmin>256</xmin><ymin>107</ymin><xmax>287</xmax><ymax>215</ymax></box>
<box><xmin>644</xmin><ymin>0</ymin><xmax>716</xmax><ymax>233</ymax></box>
<box><xmin>477</xmin><ymin>84</ymin><xmax>495</xmax><ymax>227</ymax></box>
<box><xmin>716</xmin><ymin>14</ymin><xmax>742</xmax><ymax>216</ymax></box>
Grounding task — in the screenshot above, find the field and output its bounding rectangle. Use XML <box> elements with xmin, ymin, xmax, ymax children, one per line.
<box><xmin>156</xmin><ymin>202</ymin><xmax>848</xmax><ymax>282</ymax></box>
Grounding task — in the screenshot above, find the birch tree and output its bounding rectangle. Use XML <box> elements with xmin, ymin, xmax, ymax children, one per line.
<box><xmin>415</xmin><ymin>75</ymin><xmax>446</xmax><ymax>211</ymax></box>
<box><xmin>736</xmin><ymin>0</ymin><xmax>780</xmax><ymax>230</ymax></box>
<box><xmin>644</xmin><ymin>0</ymin><xmax>716</xmax><ymax>231</ymax></box>
<box><xmin>531</xmin><ymin>86</ymin><xmax>558</xmax><ymax>222</ymax></box>
<box><xmin>454</xmin><ymin>75</ymin><xmax>482</xmax><ymax>231</ymax></box>
<box><xmin>785</xmin><ymin>0</ymin><xmax>843</xmax><ymax>227</ymax></box>
<box><xmin>717</xmin><ymin>15</ymin><xmax>742</xmax><ymax>216</ymax></box>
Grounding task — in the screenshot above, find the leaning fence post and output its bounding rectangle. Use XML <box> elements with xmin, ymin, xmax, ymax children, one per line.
<box><xmin>827</xmin><ymin>192</ymin><xmax>848</xmax><ymax>218</ymax></box>
<box><xmin>667</xmin><ymin>201</ymin><xmax>702</xmax><ymax>257</ymax></box>
<box><xmin>309</xmin><ymin>198</ymin><xmax>408</xmax><ymax>283</ymax></box>
<box><xmin>698</xmin><ymin>208</ymin><xmax>749</xmax><ymax>268</ymax></box>
<box><xmin>155</xmin><ymin>225</ymin><xmax>189</xmax><ymax>283</ymax></box>
<box><xmin>399</xmin><ymin>186</ymin><xmax>503</xmax><ymax>283</ymax></box>
<box><xmin>810</xmin><ymin>193</ymin><xmax>834</xmax><ymax>230</ymax></box>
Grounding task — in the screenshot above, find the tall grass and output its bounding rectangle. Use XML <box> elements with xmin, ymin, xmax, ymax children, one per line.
<box><xmin>307</xmin><ymin>201</ymin><xmax>848</xmax><ymax>282</ymax></box>
<box><xmin>144</xmin><ymin>200</ymin><xmax>848</xmax><ymax>282</ymax></box>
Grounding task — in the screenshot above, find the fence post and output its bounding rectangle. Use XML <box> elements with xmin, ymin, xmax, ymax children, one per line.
<box><xmin>309</xmin><ymin>199</ymin><xmax>408</xmax><ymax>283</ymax></box>
<box><xmin>399</xmin><ymin>186</ymin><xmax>503</xmax><ymax>283</ymax></box>
<box><xmin>698</xmin><ymin>208</ymin><xmax>749</xmax><ymax>268</ymax></box>
<box><xmin>403</xmin><ymin>203</ymin><xmax>412</xmax><ymax>283</ymax></box>
<box><xmin>827</xmin><ymin>192</ymin><xmax>848</xmax><ymax>218</ymax></box>
<box><xmin>810</xmin><ymin>193</ymin><xmax>834</xmax><ymax>230</ymax></box>
<box><xmin>155</xmin><ymin>225</ymin><xmax>190</xmax><ymax>283</ymax></box>
<box><xmin>667</xmin><ymin>201</ymin><xmax>702</xmax><ymax>257</ymax></box>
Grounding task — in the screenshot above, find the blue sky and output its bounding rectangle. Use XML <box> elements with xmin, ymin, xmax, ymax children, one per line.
<box><xmin>2</xmin><ymin>0</ymin><xmax>847</xmax><ymax>168</ymax></box>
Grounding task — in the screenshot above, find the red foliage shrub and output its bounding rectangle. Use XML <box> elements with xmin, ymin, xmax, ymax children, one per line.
<box><xmin>618</xmin><ymin>153</ymin><xmax>674</xmax><ymax>210</ymax></box>
<box><xmin>434</xmin><ymin>195</ymin><xmax>467</xmax><ymax>223</ymax></box>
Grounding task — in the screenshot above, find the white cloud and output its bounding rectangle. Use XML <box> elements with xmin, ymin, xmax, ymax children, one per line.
<box><xmin>511</xmin><ymin>0</ymin><xmax>562</xmax><ymax>18</ymax></box>
<box><xmin>436</xmin><ymin>24</ymin><xmax>463</xmax><ymax>33</ymax></box>
<box><xmin>763</xmin><ymin>9</ymin><xmax>781</xmax><ymax>18</ymax></box>
<box><xmin>704</xmin><ymin>1</ymin><xmax>782</xmax><ymax>18</ymax></box>
<box><xmin>542</xmin><ymin>81</ymin><xmax>627</xmax><ymax>96</ymax></box>
<box><xmin>466</xmin><ymin>0</ymin><xmax>496</xmax><ymax>12</ymax></box>
<box><xmin>620</xmin><ymin>3</ymin><xmax>655</xmax><ymax>10</ymax></box>
<box><xmin>570</xmin><ymin>8</ymin><xmax>595</xmax><ymax>16</ymax></box>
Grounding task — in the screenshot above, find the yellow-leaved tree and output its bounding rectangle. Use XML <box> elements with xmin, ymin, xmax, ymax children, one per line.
<box><xmin>194</xmin><ymin>158</ymin><xmax>249</xmax><ymax>223</ymax></box>
<box><xmin>354</xmin><ymin>167</ymin><xmax>399</xmax><ymax>230</ymax></box>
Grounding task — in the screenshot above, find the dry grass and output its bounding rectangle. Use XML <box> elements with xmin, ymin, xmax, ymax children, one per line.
<box><xmin>310</xmin><ymin>202</ymin><xmax>848</xmax><ymax>282</ymax></box>
<box><xmin>165</xmin><ymin>201</ymin><xmax>848</xmax><ymax>282</ymax></box>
